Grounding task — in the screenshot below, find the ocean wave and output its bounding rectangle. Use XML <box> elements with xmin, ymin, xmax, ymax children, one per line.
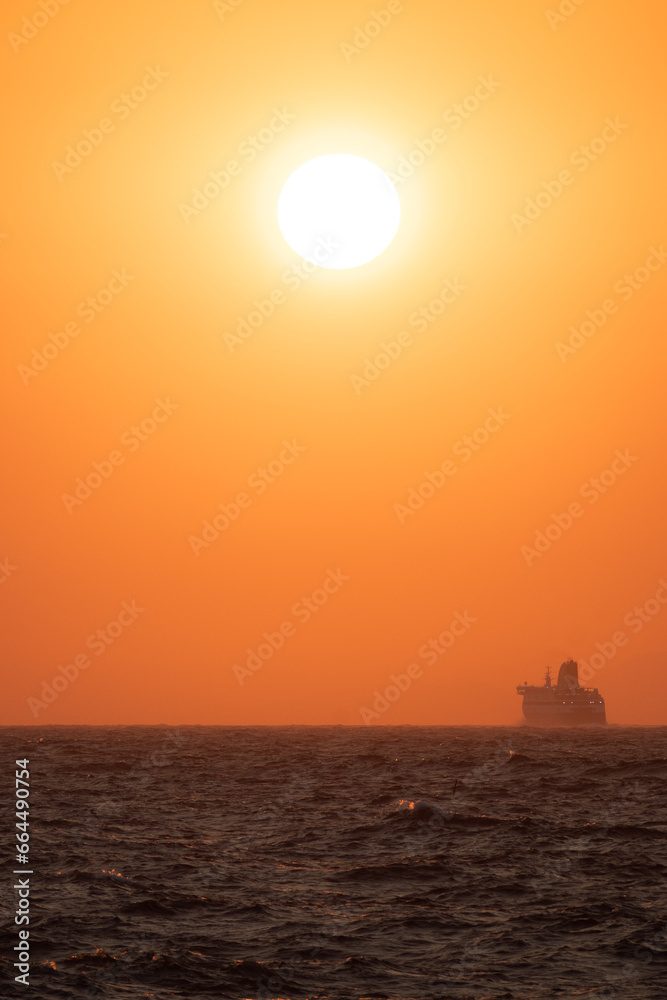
<box><xmin>2</xmin><ymin>724</ymin><xmax>665</xmax><ymax>1000</ymax></box>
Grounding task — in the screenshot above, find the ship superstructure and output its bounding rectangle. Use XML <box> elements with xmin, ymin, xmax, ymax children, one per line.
<box><xmin>516</xmin><ymin>659</ymin><xmax>606</xmax><ymax>726</ymax></box>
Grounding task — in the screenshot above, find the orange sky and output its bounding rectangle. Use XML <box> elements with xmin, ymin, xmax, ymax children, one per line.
<box><xmin>1</xmin><ymin>0</ymin><xmax>666</xmax><ymax>725</ymax></box>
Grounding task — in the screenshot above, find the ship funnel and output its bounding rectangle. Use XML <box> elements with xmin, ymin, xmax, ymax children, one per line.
<box><xmin>557</xmin><ymin>659</ymin><xmax>580</xmax><ymax>691</ymax></box>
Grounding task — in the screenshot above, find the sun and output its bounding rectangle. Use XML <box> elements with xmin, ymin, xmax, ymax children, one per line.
<box><xmin>277</xmin><ymin>154</ymin><xmax>401</xmax><ymax>270</ymax></box>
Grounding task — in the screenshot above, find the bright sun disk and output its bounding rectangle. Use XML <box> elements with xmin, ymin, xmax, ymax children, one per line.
<box><xmin>277</xmin><ymin>154</ymin><xmax>401</xmax><ymax>270</ymax></box>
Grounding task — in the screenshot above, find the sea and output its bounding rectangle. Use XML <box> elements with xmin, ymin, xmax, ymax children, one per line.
<box><xmin>1</xmin><ymin>725</ymin><xmax>666</xmax><ymax>1000</ymax></box>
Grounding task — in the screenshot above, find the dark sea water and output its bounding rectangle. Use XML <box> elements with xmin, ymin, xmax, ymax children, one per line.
<box><xmin>1</xmin><ymin>726</ymin><xmax>666</xmax><ymax>1000</ymax></box>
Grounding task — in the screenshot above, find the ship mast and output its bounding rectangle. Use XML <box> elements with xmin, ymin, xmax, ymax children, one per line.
<box><xmin>545</xmin><ymin>665</ymin><xmax>552</xmax><ymax>687</ymax></box>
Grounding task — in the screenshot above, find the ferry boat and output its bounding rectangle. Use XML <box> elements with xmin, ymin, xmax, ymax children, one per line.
<box><xmin>516</xmin><ymin>659</ymin><xmax>606</xmax><ymax>726</ymax></box>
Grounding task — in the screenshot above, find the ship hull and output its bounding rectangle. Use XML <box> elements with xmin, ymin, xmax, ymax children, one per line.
<box><xmin>522</xmin><ymin>704</ymin><xmax>606</xmax><ymax>727</ymax></box>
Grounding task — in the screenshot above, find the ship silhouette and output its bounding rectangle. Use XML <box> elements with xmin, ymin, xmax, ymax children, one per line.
<box><xmin>517</xmin><ymin>659</ymin><xmax>606</xmax><ymax>726</ymax></box>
